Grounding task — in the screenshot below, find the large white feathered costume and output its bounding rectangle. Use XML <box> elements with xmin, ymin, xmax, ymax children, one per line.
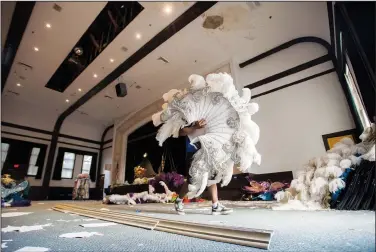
<box><xmin>152</xmin><ymin>73</ymin><xmax>261</xmax><ymax>199</ymax></box>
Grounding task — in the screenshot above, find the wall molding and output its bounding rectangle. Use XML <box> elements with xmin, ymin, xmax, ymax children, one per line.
<box><xmin>252</xmin><ymin>68</ymin><xmax>335</xmax><ymax>99</ymax></box>
<box><xmin>238</xmin><ymin>35</ymin><xmax>361</xmax><ymax>137</ymax></box>
<box><xmin>1</xmin><ymin>121</ymin><xmax>101</xmax><ymax>144</ymax></box>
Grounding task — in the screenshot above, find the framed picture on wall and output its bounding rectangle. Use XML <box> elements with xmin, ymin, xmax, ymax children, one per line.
<box><xmin>322</xmin><ymin>129</ymin><xmax>358</xmax><ymax>151</ymax></box>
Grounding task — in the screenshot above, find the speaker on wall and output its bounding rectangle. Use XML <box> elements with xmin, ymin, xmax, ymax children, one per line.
<box><xmin>115</xmin><ymin>83</ymin><xmax>127</xmax><ymax>97</ymax></box>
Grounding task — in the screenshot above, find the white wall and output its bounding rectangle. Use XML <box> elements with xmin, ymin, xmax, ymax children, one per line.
<box><xmin>2</xmin><ymin>97</ymin><xmax>58</xmax><ymax>131</ymax></box>
<box><xmin>232</xmin><ymin>43</ymin><xmax>355</xmax><ymax>177</ymax></box>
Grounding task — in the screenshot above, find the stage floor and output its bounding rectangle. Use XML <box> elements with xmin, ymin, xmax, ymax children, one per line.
<box><xmin>1</xmin><ymin>201</ymin><xmax>375</xmax><ymax>252</ymax></box>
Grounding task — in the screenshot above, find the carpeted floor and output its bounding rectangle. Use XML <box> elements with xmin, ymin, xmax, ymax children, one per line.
<box><xmin>1</xmin><ymin>201</ymin><xmax>375</xmax><ymax>252</ymax></box>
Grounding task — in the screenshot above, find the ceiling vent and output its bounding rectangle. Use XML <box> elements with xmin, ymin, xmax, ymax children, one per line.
<box><xmin>17</xmin><ymin>62</ymin><xmax>33</xmax><ymax>70</ymax></box>
<box><xmin>157</xmin><ymin>56</ymin><xmax>169</xmax><ymax>64</ymax></box>
<box><xmin>7</xmin><ymin>90</ymin><xmax>20</xmax><ymax>96</ymax></box>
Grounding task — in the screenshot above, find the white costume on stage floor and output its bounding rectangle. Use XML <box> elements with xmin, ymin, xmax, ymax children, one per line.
<box><xmin>152</xmin><ymin>73</ymin><xmax>261</xmax><ymax>199</ymax></box>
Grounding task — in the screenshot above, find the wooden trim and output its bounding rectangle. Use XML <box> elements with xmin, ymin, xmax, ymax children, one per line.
<box><xmin>252</xmin><ymin>68</ymin><xmax>335</xmax><ymax>99</ymax></box>
<box><xmin>245</xmin><ymin>54</ymin><xmax>331</xmax><ymax>89</ymax></box>
<box><xmin>1</xmin><ymin>121</ymin><xmax>52</xmax><ymax>135</ymax></box>
<box><xmin>1</xmin><ymin>131</ymin><xmax>51</xmax><ymax>142</ymax></box>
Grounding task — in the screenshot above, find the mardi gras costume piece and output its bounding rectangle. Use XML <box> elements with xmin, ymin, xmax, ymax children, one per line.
<box><xmin>152</xmin><ymin>73</ymin><xmax>261</xmax><ymax>198</ymax></box>
<box><xmin>1</xmin><ymin>174</ymin><xmax>31</xmax><ymax>207</ymax></box>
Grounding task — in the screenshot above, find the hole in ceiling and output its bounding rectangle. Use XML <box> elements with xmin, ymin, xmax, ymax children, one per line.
<box><xmin>149</xmin><ymin>24</ymin><xmax>152</xmax><ymax>27</ymax></box>
<box><xmin>135</xmin><ymin>85</ymin><xmax>141</xmax><ymax>89</ymax></box>
<box><xmin>202</xmin><ymin>15</ymin><xmax>224</xmax><ymax>30</ymax></box>
<box><xmin>53</xmin><ymin>4</ymin><xmax>62</xmax><ymax>12</ymax></box>
<box><xmin>269</xmin><ymin>16</ymin><xmax>272</xmax><ymax>19</ymax></box>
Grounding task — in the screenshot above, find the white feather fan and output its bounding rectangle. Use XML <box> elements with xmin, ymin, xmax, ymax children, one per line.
<box><xmin>152</xmin><ymin>73</ymin><xmax>261</xmax><ymax>198</ymax></box>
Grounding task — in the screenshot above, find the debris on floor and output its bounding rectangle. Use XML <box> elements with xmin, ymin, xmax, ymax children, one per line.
<box><xmin>59</xmin><ymin>232</ymin><xmax>103</xmax><ymax>238</ymax></box>
<box><xmin>79</xmin><ymin>223</ymin><xmax>117</xmax><ymax>228</ymax></box>
<box><xmin>2</xmin><ymin>223</ymin><xmax>52</xmax><ymax>233</ymax></box>
<box><xmin>1</xmin><ymin>212</ymin><xmax>33</xmax><ymax>218</ymax></box>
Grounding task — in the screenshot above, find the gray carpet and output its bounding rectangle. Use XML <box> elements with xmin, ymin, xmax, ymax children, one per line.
<box><xmin>1</xmin><ymin>202</ymin><xmax>375</xmax><ymax>252</ymax></box>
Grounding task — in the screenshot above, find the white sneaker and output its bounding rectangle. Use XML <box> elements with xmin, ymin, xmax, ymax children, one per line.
<box><xmin>174</xmin><ymin>200</ymin><xmax>185</xmax><ymax>215</ymax></box>
<box><xmin>212</xmin><ymin>203</ymin><xmax>233</xmax><ymax>215</ymax></box>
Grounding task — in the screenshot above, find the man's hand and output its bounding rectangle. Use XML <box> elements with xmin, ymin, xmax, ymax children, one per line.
<box><xmin>193</xmin><ymin>119</ymin><xmax>207</xmax><ymax>129</ymax></box>
<box><xmin>179</xmin><ymin>119</ymin><xmax>207</xmax><ymax>136</ymax></box>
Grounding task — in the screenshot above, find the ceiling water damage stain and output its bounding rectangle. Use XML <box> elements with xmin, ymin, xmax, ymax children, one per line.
<box><xmin>202</xmin><ymin>15</ymin><xmax>224</xmax><ymax>29</ymax></box>
<box><xmin>202</xmin><ymin>3</ymin><xmax>257</xmax><ymax>33</ymax></box>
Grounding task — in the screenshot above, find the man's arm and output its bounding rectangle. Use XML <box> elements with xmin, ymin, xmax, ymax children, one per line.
<box><xmin>179</xmin><ymin>127</ymin><xmax>196</xmax><ymax>136</ymax></box>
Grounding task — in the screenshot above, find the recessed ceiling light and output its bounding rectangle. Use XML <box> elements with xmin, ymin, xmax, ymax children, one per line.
<box><xmin>163</xmin><ymin>5</ymin><xmax>172</xmax><ymax>14</ymax></box>
<box><xmin>110</xmin><ymin>58</ymin><xmax>114</xmax><ymax>63</ymax></box>
<box><xmin>16</xmin><ymin>83</ymin><xmax>21</xmax><ymax>87</ymax></box>
<box><xmin>78</xmin><ymin>88</ymin><xmax>82</xmax><ymax>92</ymax></box>
<box><xmin>121</xmin><ymin>5</ymin><xmax>124</xmax><ymax>8</ymax></box>
<box><xmin>135</xmin><ymin>33</ymin><xmax>142</xmax><ymax>40</ymax></box>
<box><xmin>34</xmin><ymin>47</ymin><xmax>39</xmax><ymax>52</ymax></box>
<box><xmin>93</xmin><ymin>74</ymin><xmax>98</xmax><ymax>78</ymax></box>
<box><xmin>45</xmin><ymin>23</ymin><xmax>51</xmax><ymax>28</ymax></box>
<box><xmin>65</xmin><ymin>99</ymin><xmax>70</xmax><ymax>103</ymax></box>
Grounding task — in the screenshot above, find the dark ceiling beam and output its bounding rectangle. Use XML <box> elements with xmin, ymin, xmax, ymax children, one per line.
<box><xmin>42</xmin><ymin>2</ymin><xmax>218</xmax><ymax>198</ymax></box>
<box><xmin>1</xmin><ymin>2</ymin><xmax>35</xmax><ymax>93</ymax></box>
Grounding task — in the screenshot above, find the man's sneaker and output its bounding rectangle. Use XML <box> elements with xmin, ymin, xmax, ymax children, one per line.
<box><xmin>174</xmin><ymin>199</ymin><xmax>185</xmax><ymax>215</ymax></box>
<box><xmin>212</xmin><ymin>203</ymin><xmax>233</xmax><ymax>215</ymax></box>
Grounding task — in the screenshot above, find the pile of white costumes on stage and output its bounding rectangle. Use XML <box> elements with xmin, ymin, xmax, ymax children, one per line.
<box><xmin>152</xmin><ymin>73</ymin><xmax>261</xmax><ymax>199</ymax></box>
<box><xmin>103</xmin><ymin>181</ymin><xmax>176</xmax><ymax>205</ymax></box>
<box><xmin>274</xmin><ymin>123</ymin><xmax>375</xmax><ymax>210</ymax></box>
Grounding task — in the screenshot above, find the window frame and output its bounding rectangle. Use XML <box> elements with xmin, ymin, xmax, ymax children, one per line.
<box><xmin>344</xmin><ymin>53</ymin><xmax>372</xmax><ymax>131</ymax></box>
<box><xmin>60</xmin><ymin>152</ymin><xmax>77</xmax><ymax>179</ymax></box>
<box><xmin>1</xmin><ymin>138</ymin><xmax>48</xmax><ymax>179</ymax></box>
<box><xmin>55</xmin><ymin>147</ymin><xmax>98</xmax><ymax>180</ymax></box>
<box><xmin>26</xmin><ymin>147</ymin><xmax>41</xmax><ymax>177</ymax></box>
<box><xmin>81</xmin><ymin>154</ymin><xmax>93</xmax><ymax>175</ymax></box>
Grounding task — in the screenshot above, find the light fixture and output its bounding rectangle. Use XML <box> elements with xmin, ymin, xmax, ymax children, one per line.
<box><xmin>34</xmin><ymin>47</ymin><xmax>39</xmax><ymax>52</ymax></box>
<box><xmin>16</xmin><ymin>83</ymin><xmax>21</xmax><ymax>87</ymax></box>
<box><xmin>65</xmin><ymin>99</ymin><xmax>70</xmax><ymax>103</ymax></box>
<box><xmin>78</xmin><ymin>88</ymin><xmax>82</xmax><ymax>92</ymax></box>
<box><xmin>163</xmin><ymin>5</ymin><xmax>172</xmax><ymax>14</ymax></box>
<box><xmin>135</xmin><ymin>33</ymin><xmax>142</xmax><ymax>40</ymax></box>
<box><xmin>121</xmin><ymin>5</ymin><xmax>124</xmax><ymax>8</ymax></box>
<box><xmin>93</xmin><ymin>74</ymin><xmax>98</xmax><ymax>78</ymax></box>
<box><xmin>45</xmin><ymin>23</ymin><xmax>51</xmax><ymax>28</ymax></box>
<box><xmin>143</xmin><ymin>153</ymin><xmax>148</xmax><ymax>158</ymax></box>
<box><xmin>110</xmin><ymin>58</ymin><xmax>114</xmax><ymax>63</ymax></box>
